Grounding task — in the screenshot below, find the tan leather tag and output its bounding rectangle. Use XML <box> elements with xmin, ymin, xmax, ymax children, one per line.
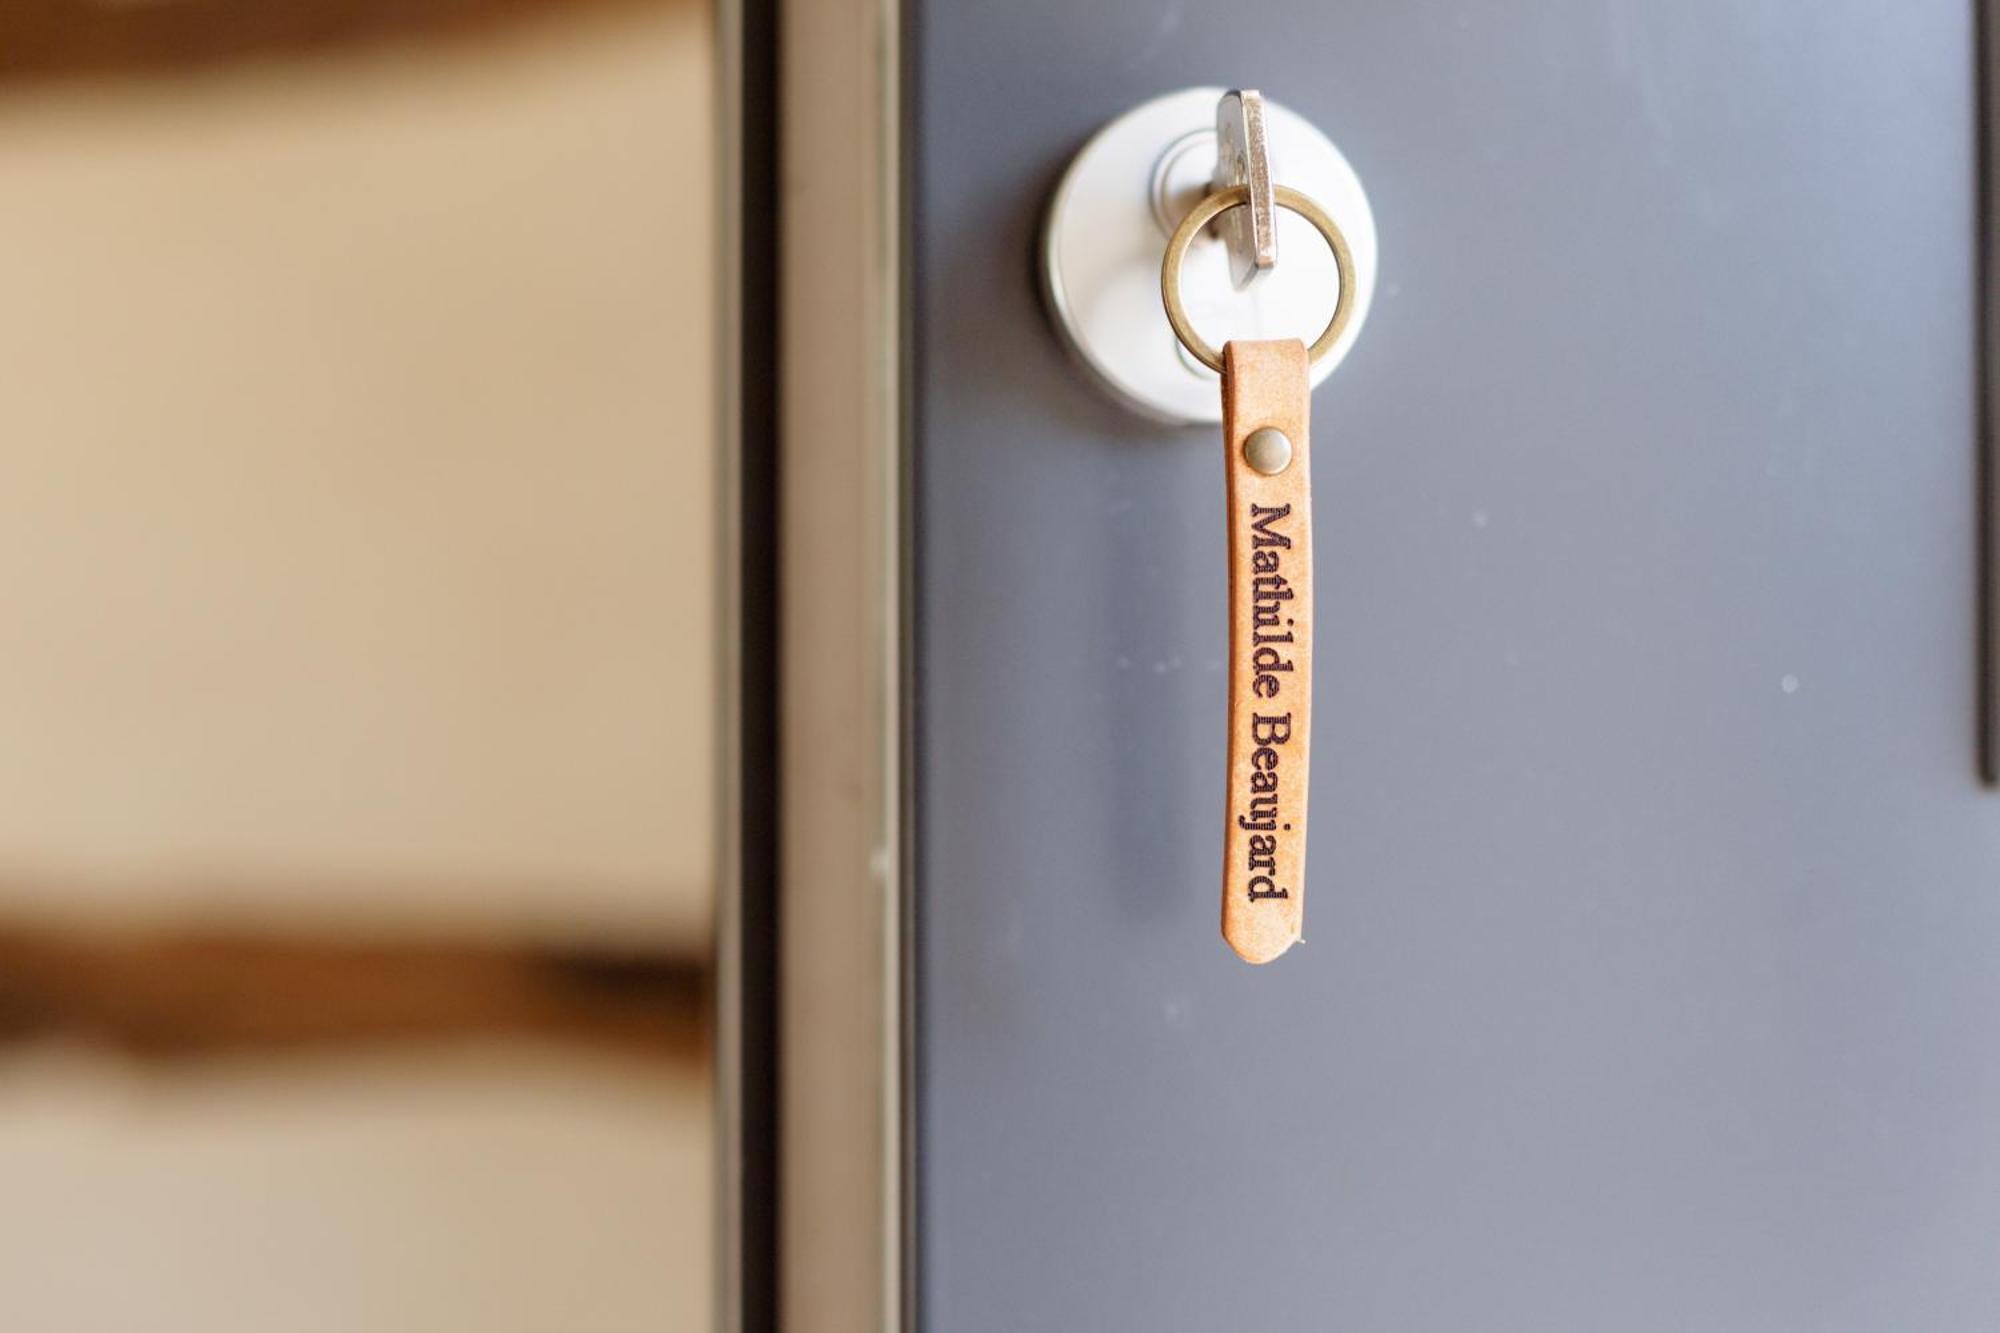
<box><xmin>1221</xmin><ymin>339</ymin><xmax>1311</xmax><ymax>964</ymax></box>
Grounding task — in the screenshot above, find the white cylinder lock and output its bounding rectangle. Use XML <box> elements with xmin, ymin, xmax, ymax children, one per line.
<box><xmin>1040</xmin><ymin>86</ymin><xmax>1378</xmax><ymax>426</ymax></box>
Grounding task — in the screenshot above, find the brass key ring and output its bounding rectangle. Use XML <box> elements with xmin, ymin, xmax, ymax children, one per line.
<box><xmin>1160</xmin><ymin>184</ymin><xmax>1355</xmax><ymax>375</ymax></box>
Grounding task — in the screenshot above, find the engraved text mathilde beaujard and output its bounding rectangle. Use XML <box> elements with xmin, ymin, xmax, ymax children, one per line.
<box><xmin>1235</xmin><ymin>500</ymin><xmax>1296</xmax><ymax>904</ymax></box>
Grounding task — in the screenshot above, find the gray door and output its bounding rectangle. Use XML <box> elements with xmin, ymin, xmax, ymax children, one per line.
<box><xmin>912</xmin><ymin>3</ymin><xmax>1997</xmax><ymax>1329</ymax></box>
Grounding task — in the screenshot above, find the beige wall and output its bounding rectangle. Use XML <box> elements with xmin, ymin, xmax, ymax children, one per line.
<box><xmin>0</xmin><ymin>1043</ymin><xmax>711</xmax><ymax>1332</ymax></box>
<box><xmin>0</xmin><ymin>3</ymin><xmax>714</xmax><ymax>947</ymax></box>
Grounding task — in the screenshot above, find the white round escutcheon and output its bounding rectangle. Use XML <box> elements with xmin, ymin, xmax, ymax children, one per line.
<box><xmin>1041</xmin><ymin>87</ymin><xmax>1377</xmax><ymax>426</ymax></box>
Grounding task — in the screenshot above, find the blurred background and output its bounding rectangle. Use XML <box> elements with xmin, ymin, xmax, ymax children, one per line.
<box><xmin>0</xmin><ymin>0</ymin><xmax>716</xmax><ymax>1327</ymax></box>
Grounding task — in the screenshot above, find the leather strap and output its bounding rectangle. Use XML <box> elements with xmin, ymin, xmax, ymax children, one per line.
<box><xmin>1220</xmin><ymin>339</ymin><xmax>1312</xmax><ymax>964</ymax></box>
